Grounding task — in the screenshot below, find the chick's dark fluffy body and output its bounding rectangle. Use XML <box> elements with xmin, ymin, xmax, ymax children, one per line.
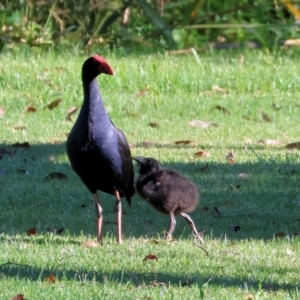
<box><xmin>135</xmin><ymin>158</ymin><xmax>199</xmax><ymax>215</ymax></box>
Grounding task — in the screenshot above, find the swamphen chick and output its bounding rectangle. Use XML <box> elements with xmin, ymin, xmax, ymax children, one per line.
<box><xmin>66</xmin><ymin>55</ymin><xmax>135</xmax><ymax>244</ymax></box>
<box><xmin>133</xmin><ymin>157</ymin><xmax>203</xmax><ymax>243</ymax></box>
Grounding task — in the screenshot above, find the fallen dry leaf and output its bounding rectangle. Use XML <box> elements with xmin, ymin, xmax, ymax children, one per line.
<box><xmin>258</xmin><ymin>139</ymin><xmax>283</xmax><ymax>146</ymax></box>
<box><xmin>212</xmin><ymin>85</ymin><xmax>227</xmax><ymax>93</ymax></box>
<box><xmin>194</xmin><ymin>150</ymin><xmax>210</xmax><ymax>158</ymax></box>
<box><xmin>46</xmin><ymin>274</ymin><xmax>56</xmax><ymax>284</ymax></box>
<box><xmin>66</xmin><ymin>106</ymin><xmax>78</xmax><ymax>120</ymax></box>
<box><xmin>81</xmin><ymin>240</ymin><xmax>99</xmax><ymax>248</ymax></box>
<box><xmin>148</xmin><ymin>122</ymin><xmax>159</xmax><ymax>128</ymax></box>
<box><xmin>26</xmin><ymin>106</ymin><xmax>37</xmax><ymax>112</ymax></box>
<box><xmin>226</xmin><ymin>150</ymin><xmax>235</xmax><ymax>164</ymax></box>
<box><xmin>11</xmin><ymin>294</ymin><xmax>27</xmax><ymax>300</ymax></box>
<box><xmin>286</xmin><ymin>141</ymin><xmax>300</xmax><ymax>149</ymax></box>
<box><xmin>45</xmin><ymin>98</ymin><xmax>62</xmax><ymax>110</ymax></box>
<box><xmin>143</xmin><ymin>254</ymin><xmax>158</xmax><ymax>261</ymax></box>
<box><xmin>189</xmin><ymin>120</ymin><xmax>218</xmax><ymax>128</ymax></box>
<box><xmin>0</xmin><ymin>107</ymin><xmax>5</xmax><ymax>117</ymax></box>
<box><xmin>44</xmin><ymin>172</ymin><xmax>67</xmax><ymax>181</ymax></box>
<box><xmin>238</xmin><ymin>173</ymin><xmax>249</xmax><ymax>179</ymax></box>
<box><xmin>13</xmin><ymin>126</ymin><xmax>27</xmax><ymax>130</ymax></box>
<box><xmin>136</xmin><ymin>85</ymin><xmax>150</xmax><ymax>97</ymax></box>
<box><xmin>174</xmin><ymin>140</ymin><xmax>195</xmax><ymax>145</ymax></box>
<box><xmin>212</xmin><ymin>105</ymin><xmax>230</xmax><ymax>115</ymax></box>
<box><xmin>26</xmin><ymin>227</ymin><xmax>37</xmax><ymax>236</ymax></box>
<box><xmin>12</xmin><ymin>142</ymin><xmax>30</xmax><ymax>148</ymax></box>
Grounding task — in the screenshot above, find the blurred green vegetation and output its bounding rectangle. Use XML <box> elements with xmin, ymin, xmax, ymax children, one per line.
<box><xmin>0</xmin><ymin>0</ymin><xmax>299</xmax><ymax>52</ymax></box>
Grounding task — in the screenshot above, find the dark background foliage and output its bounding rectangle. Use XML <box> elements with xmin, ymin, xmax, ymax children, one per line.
<box><xmin>0</xmin><ymin>0</ymin><xmax>299</xmax><ymax>52</ymax></box>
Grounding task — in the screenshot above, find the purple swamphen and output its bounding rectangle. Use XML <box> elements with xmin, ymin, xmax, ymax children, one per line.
<box><xmin>67</xmin><ymin>55</ymin><xmax>135</xmax><ymax>244</ymax></box>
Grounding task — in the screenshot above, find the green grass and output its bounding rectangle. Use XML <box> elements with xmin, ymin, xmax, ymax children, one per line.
<box><xmin>1</xmin><ymin>50</ymin><xmax>300</xmax><ymax>299</ymax></box>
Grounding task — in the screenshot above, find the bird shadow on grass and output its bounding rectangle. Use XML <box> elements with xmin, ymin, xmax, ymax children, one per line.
<box><xmin>0</xmin><ymin>262</ymin><xmax>298</xmax><ymax>293</ymax></box>
<box><xmin>1</xmin><ymin>142</ymin><xmax>300</xmax><ymax>241</ymax></box>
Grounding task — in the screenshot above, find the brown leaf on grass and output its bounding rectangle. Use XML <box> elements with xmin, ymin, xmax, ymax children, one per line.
<box><xmin>286</xmin><ymin>141</ymin><xmax>300</xmax><ymax>149</ymax></box>
<box><xmin>26</xmin><ymin>106</ymin><xmax>37</xmax><ymax>112</ymax></box>
<box><xmin>258</xmin><ymin>139</ymin><xmax>283</xmax><ymax>146</ymax></box>
<box><xmin>44</xmin><ymin>172</ymin><xmax>67</xmax><ymax>181</ymax></box>
<box><xmin>148</xmin><ymin>122</ymin><xmax>159</xmax><ymax>128</ymax></box>
<box><xmin>45</xmin><ymin>98</ymin><xmax>62</xmax><ymax>110</ymax></box>
<box><xmin>136</xmin><ymin>85</ymin><xmax>150</xmax><ymax>97</ymax></box>
<box><xmin>66</xmin><ymin>106</ymin><xmax>78</xmax><ymax>120</ymax></box>
<box><xmin>275</xmin><ymin>232</ymin><xmax>285</xmax><ymax>238</ymax></box>
<box><xmin>143</xmin><ymin>254</ymin><xmax>158</xmax><ymax>261</ymax></box>
<box><xmin>13</xmin><ymin>126</ymin><xmax>27</xmax><ymax>130</ymax></box>
<box><xmin>226</xmin><ymin>150</ymin><xmax>235</xmax><ymax>164</ymax></box>
<box><xmin>174</xmin><ymin>140</ymin><xmax>195</xmax><ymax>145</ymax></box>
<box><xmin>212</xmin><ymin>105</ymin><xmax>230</xmax><ymax>115</ymax></box>
<box><xmin>81</xmin><ymin>240</ymin><xmax>99</xmax><ymax>248</ymax></box>
<box><xmin>26</xmin><ymin>227</ymin><xmax>37</xmax><ymax>236</ymax></box>
<box><xmin>212</xmin><ymin>85</ymin><xmax>227</xmax><ymax>93</ymax></box>
<box><xmin>11</xmin><ymin>294</ymin><xmax>27</xmax><ymax>300</ymax></box>
<box><xmin>46</xmin><ymin>274</ymin><xmax>56</xmax><ymax>284</ymax></box>
<box><xmin>12</xmin><ymin>142</ymin><xmax>30</xmax><ymax>148</ymax></box>
<box><xmin>261</xmin><ymin>110</ymin><xmax>272</xmax><ymax>122</ymax></box>
<box><xmin>194</xmin><ymin>150</ymin><xmax>210</xmax><ymax>158</ymax></box>
<box><xmin>0</xmin><ymin>107</ymin><xmax>5</xmax><ymax>117</ymax></box>
<box><xmin>189</xmin><ymin>120</ymin><xmax>218</xmax><ymax>128</ymax></box>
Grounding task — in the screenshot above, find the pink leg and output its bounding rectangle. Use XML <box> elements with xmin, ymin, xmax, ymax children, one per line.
<box><xmin>165</xmin><ymin>213</ymin><xmax>176</xmax><ymax>240</ymax></box>
<box><xmin>93</xmin><ymin>193</ymin><xmax>103</xmax><ymax>245</ymax></box>
<box><xmin>181</xmin><ymin>212</ymin><xmax>204</xmax><ymax>244</ymax></box>
<box><xmin>114</xmin><ymin>190</ymin><xmax>122</xmax><ymax>244</ymax></box>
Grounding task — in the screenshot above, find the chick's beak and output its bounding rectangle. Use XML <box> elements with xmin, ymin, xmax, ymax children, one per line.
<box><xmin>132</xmin><ymin>156</ymin><xmax>147</xmax><ymax>165</ymax></box>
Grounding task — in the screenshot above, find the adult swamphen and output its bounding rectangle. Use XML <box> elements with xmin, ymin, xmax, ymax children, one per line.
<box><xmin>66</xmin><ymin>55</ymin><xmax>135</xmax><ymax>244</ymax></box>
<box><xmin>133</xmin><ymin>156</ymin><xmax>204</xmax><ymax>243</ymax></box>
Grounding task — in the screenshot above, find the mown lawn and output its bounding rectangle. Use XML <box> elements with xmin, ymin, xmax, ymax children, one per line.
<box><xmin>1</xmin><ymin>50</ymin><xmax>300</xmax><ymax>299</ymax></box>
